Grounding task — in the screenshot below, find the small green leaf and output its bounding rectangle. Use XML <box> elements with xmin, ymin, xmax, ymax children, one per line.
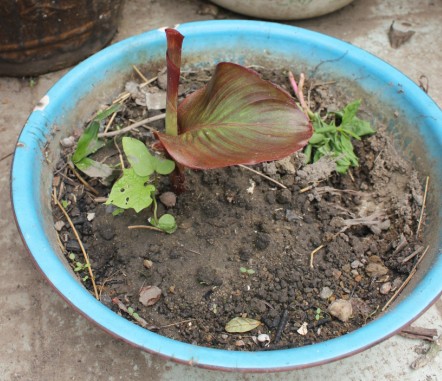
<box><xmin>240</xmin><ymin>267</ymin><xmax>247</xmax><ymax>273</ymax></box>
<box><xmin>349</xmin><ymin>118</ymin><xmax>375</xmax><ymax>138</ymax></box>
<box><xmin>68</xmin><ymin>253</ymin><xmax>76</xmax><ymax>261</ymax></box>
<box><xmin>225</xmin><ymin>317</ymin><xmax>261</xmax><ymax>333</ymax></box>
<box><xmin>247</xmin><ymin>269</ymin><xmax>255</xmax><ymax>275</ymax></box>
<box><xmin>61</xmin><ymin>199</ymin><xmax>69</xmax><ymax>209</ymax></box>
<box><xmin>127</xmin><ymin>307</ymin><xmax>134</xmax><ymax>315</ymax></box>
<box><xmin>75</xmin><ymin>157</ymin><xmax>114</xmax><ymax>179</ymax></box>
<box><xmin>72</xmin><ymin>104</ymin><xmax>121</xmax><ymax>164</ymax></box>
<box><xmin>122</xmin><ymin>137</ymin><xmax>155</xmax><ymax>177</ymax></box>
<box><xmin>106</xmin><ymin>168</ymin><xmax>155</xmax><ymax>213</ymax></box>
<box><xmin>93</xmin><ymin>103</ymin><xmax>121</xmax><ymax>122</ymax></box>
<box><xmin>152</xmin><ymin>214</ymin><xmax>177</xmax><ymax>234</ymax></box>
<box><xmin>309</xmin><ymin>133</ymin><xmax>325</xmax><ymax>145</ymax></box>
<box><xmin>341</xmin><ymin>99</ymin><xmax>361</xmax><ymax>126</ymax></box>
<box><xmin>152</xmin><ymin>156</ymin><xmax>176</xmax><ymax>175</ymax></box>
<box><xmin>82</xmin><ymin>276</ymin><xmax>89</xmax><ymax>282</ymax></box>
<box><xmin>132</xmin><ymin>312</ymin><xmax>140</xmax><ymax>319</ymax></box>
<box><xmin>72</xmin><ymin>121</ymin><xmax>102</xmax><ymax>163</ymax></box>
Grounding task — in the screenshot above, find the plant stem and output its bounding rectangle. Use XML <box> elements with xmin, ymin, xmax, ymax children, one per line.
<box><xmin>165</xmin><ymin>29</ymin><xmax>184</xmax><ymax>136</ymax></box>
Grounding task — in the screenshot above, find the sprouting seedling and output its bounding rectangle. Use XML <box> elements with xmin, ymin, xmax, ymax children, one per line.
<box><xmin>154</xmin><ymin>28</ymin><xmax>313</xmax><ymax>190</ymax></box>
<box><xmin>72</xmin><ymin>103</ymin><xmax>121</xmax><ymax>179</ymax></box>
<box><xmin>288</xmin><ymin>72</ymin><xmax>375</xmax><ymax>174</ymax></box>
<box><xmin>68</xmin><ymin>253</ymin><xmax>90</xmax><ymax>281</ymax></box>
<box><xmin>240</xmin><ymin>267</ymin><xmax>255</xmax><ymax>276</ymax></box>
<box><xmin>304</xmin><ymin>100</ymin><xmax>375</xmax><ymax>173</ymax></box>
<box><xmin>315</xmin><ymin>307</ymin><xmax>324</xmax><ymax>321</ymax></box>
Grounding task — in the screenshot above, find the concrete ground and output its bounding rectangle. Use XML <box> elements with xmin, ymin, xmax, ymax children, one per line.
<box><xmin>1</xmin><ymin>0</ymin><xmax>441</xmax><ymax>379</ymax></box>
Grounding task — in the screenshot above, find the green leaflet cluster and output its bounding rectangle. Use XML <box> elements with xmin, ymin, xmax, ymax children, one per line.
<box><xmin>105</xmin><ymin>137</ymin><xmax>177</xmax><ymax>234</ymax></box>
<box><xmin>71</xmin><ymin>108</ymin><xmax>177</xmax><ymax>234</ymax></box>
<box><xmin>304</xmin><ymin>100</ymin><xmax>375</xmax><ymax>173</ymax></box>
<box><xmin>72</xmin><ymin>104</ymin><xmax>121</xmax><ymax>180</ymax></box>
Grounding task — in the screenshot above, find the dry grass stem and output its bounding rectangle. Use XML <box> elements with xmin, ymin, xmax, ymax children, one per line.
<box><xmin>98</xmin><ymin>113</ymin><xmax>165</xmax><ymax>138</ymax></box>
<box><xmin>416</xmin><ymin>176</ymin><xmax>429</xmax><ymax>238</ymax></box>
<box><xmin>382</xmin><ymin>245</ymin><xmax>429</xmax><ymax>311</ymax></box>
<box><xmin>67</xmin><ymin>162</ymin><xmax>99</xmax><ymax>196</ymax></box>
<box><xmin>103</xmin><ymin>111</ymin><xmax>118</xmax><ymax>134</ymax></box>
<box><xmin>53</xmin><ymin>188</ymin><xmax>99</xmax><ymax>299</ymax></box>
<box><xmin>402</xmin><ymin>246</ymin><xmax>424</xmax><ymax>264</ymax></box>
<box><xmin>309</xmin><ymin>244</ymin><xmax>325</xmax><ymax>268</ymax></box>
<box><xmin>128</xmin><ymin>225</ymin><xmax>163</xmax><ymax>232</ymax></box>
<box><xmin>237</xmin><ymin>164</ymin><xmax>287</xmax><ymax>189</ymax></box>
<box><xmin>114</xmin><ymin>137</ymin><xmax>125</xmax><ymax>169</ymax></box>
<box><xmin>132</xmin><ymin>65</ymin><xmax>149</xmax><ymax>83</ymax></box>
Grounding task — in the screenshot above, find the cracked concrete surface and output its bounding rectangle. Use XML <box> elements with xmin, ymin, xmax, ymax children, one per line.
<box><xmin>1</xmin><ymin>0</ymin><xmax>441</xmax><ymax>380</ymax></box>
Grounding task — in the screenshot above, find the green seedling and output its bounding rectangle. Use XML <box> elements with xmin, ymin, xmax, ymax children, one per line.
<box><xmin>72</xmin><ymin>103</ymin><xmax>121</xmax><ymax>179</ymax></box>
<box><xmin>61</xmin><ymin>199</ymin><xmax>70</xmax><ymax>209</ymax></box>
<box><xmin>127</xmin><ymin>306</ymin><xmax>141</xmax><ymax>320</ymax></box>
<box><xmin>68</xmin><ymin>253</ymin><xmax>90</xmax><ymax>281</ymax></box>
<box><xmin>315</xmin><ymin>307</ymin><xmax>324</xmax><ymax>321</ymax></box>
<box><xmin>29</xmin><ymin>78</ymin><xmax>37</xmax><ymax>88</ymax></box>
<box><xmin>105</xmin><ymin>137</ymin><xmax>176</xmax><ymax>233</ymax></box>
<box><xmin>240</xmin><ymin>267</ymin><xmax>255</xmax><ymax>276</ymax></box>
<box><xmin>304</xmin><ymin>100</ymin><xmax>375</xmax><ymax>174</ymax></box>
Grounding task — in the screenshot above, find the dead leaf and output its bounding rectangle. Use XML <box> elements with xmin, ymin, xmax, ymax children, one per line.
<box><xmin>139</xmin><ymin>285</ymin><xmax>162</xmax><ymax>306</ymax></box>
<box><xmin>225</xmin><ymin>317</ymin><xmax>260</xmax><ymax>333</ymax></box>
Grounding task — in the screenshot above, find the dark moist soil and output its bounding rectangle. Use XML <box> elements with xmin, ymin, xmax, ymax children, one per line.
<box><xmin>52</xmin><ymin>67</ymin><xmax>425</xmax><ymax>351</ymax></box>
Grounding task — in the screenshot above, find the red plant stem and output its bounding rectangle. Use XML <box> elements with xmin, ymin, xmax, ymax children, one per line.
<box><xmin>165</xmin><ymin>28</ymin><xmax>184</xmax><ymax>136</ymax></box>
<box><xmin>164</xmin><ymin>29</ymin><xmax>187</xmax><ymax>192</ymax></box>
<box><xmin>288</xmin><ymin>71</ymin><xmax>311</xmax><ymax>117</ymax></box>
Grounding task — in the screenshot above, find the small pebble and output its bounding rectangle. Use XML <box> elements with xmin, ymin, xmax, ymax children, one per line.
<box><xmin>351</xmin><ymin>260</ymin><xmax>363</xmax><ymax>269</ymax></box>
<box><xmin>365</xmin><ymin>262</ymin><xmax>389</xmax><ymax>277</ymax></box>
<box><xmin>320</xmin><ymin>287</ymin><xmax>333</xmax><ymax>300</ymax></box>
<box><xmin>257</xmin><ymin>334</ymin><xmax>270</xmax><ymax>343</ymax></box>
<box><xmin>54</xmin><ymin>220</ymin><xmax>65</xmax><ymax>231</ymax></box>
<box><xmin>328</xmin><ymin>299</ymin><xmax>353</xmax><ymax>322</ymax></box>
<box><xmin>379</xmin><ymin>282</ymin><xmax>392</xmax><ymax>294</ymax></box>
<box><xmin>332</xmin><ymin>269</ymin><xmax>342</xmax><ymax>279</ymax></box>
<box><xmin>60</xmin><ymin>136</ymin><xmax>75</xmax><ymax>147</ymax></box>
<box><xmin>143</xmin><ymin>259</ymin><xmax>153</xmax><ymax>269</ymax></box>
<box><xmin>159</xmin><ymin>192</ymin><xmax>176</xmax><ymax>208</ymax></box>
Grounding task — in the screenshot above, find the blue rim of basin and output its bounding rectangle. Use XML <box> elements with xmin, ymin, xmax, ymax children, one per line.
<box><xmin>11</xmin><ymin>20</ymin><xmax>442</xmax><ymax>372</ymax></box>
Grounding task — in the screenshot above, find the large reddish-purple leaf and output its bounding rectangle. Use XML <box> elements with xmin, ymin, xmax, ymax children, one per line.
<box><xmin>164</xmin><ymin>28</ymin><xmax>184</xmax><ymax>136</ymax></box>
<box><xmin>156</xmin><ymin>62</ymin><xmax>312</xmax><ymax>169</ymax></box>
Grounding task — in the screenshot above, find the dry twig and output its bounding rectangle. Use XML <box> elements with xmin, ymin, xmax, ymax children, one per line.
<box><xmin>416</xmin><ymin>176</ymin><xmax>429</xmax><ymax>238</ymax></box>
<box><xmin>67</xmin><ymin>162</ymin><xmax>99</xmax><ymax>196</ymax></box>
<box><xmin>53</xmin><ymin>188</ymin><xmax>99</xmax><ymax>299</ymax></box>
<box><xmin>309</xmin><ymin>244</ymin><xmax>325</xmax><ymax>269</ymax></box>
<box><xmin>382</xmin><ymin>245</ymin><xmax>430</xmax><ymax>311</ymax></box>
<box><xmin>237</xmin><ymin>164</ymin><xmax>287</xmax><ymax>189</ymax></box>
<box><xmin>128</xmin><ymin>225</ymin><xmax>163</xmax><ymax>232</ymax></box>
<box><xmin>98</xmin><ymin>113</ymin><xmax>165</xmax><ymax>138</ymax></box>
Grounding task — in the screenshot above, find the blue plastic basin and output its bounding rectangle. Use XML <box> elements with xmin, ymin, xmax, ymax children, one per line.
<box><xmin>11</xmin><ymin>21</ymin><xmax>442</xmax><ymax>372</ymax></box>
